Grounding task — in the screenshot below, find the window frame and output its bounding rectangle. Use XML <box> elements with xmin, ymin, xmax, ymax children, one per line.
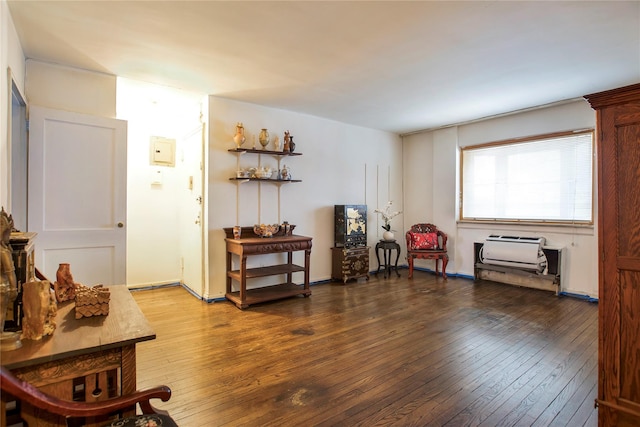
<box><xmin>459</xmin><ymin>129</ymin><xmax>595</xmax><ymax>226</ymax></box>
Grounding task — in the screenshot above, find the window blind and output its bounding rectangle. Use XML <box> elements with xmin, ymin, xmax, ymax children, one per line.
<box><xmin>461</xmin><ymin>130</ymin><xmax>594</xmax><ymax>223</ymax></box>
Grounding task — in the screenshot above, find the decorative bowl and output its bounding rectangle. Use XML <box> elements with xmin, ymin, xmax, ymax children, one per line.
<box><xmin>254</xmin><ymin>169</ymin><xmax>273</xmax><ymax>179</ymax></box>
<box><xmin>236</xmin><ymin>170</ymin><xmax>250</xmax><ymax>178</ymax></box>
<box><xmin>253</xmin><ymin>223</ymin><xmax>280</xmax><ymax>238</ymax></box>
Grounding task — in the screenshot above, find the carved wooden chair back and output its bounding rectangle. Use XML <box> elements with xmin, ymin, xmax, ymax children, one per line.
<box><xmin>406</xmin><ymin>223</ymin><xmax>448</xmax><ymax>251</ymax></box>
<box><xmin>0</xmin><ymin>366</ymin><xmax>178</xmax><ymax>426</ymax></box>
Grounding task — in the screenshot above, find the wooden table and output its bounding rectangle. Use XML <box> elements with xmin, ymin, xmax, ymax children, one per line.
<box><xmin>1</xmin><ymin>285</ymin><xmax>155</xmax><ymax>427</ymax></box>
<box><xmin>225</xmin><ymin>235</ymin><xmax>312</xmax><ymax>309</ymax></box>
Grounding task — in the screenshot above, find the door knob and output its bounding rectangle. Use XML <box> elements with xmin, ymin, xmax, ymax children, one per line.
<box><xmin>117</xmin><ymin>222</ymin><xmax>124</xmax><ymax>228</ymax></box>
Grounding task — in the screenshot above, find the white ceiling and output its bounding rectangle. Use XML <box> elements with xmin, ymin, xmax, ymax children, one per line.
<box><xmin>7</xmin><ymin>1</ymin><xmax>640</xmax><ymax>134</ymax></box>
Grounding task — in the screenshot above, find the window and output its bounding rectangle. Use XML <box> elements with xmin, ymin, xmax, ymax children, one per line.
<box><xmin>460</xmin><ymin>130</ymin><xmax>594</xmax><ymax>224</ymax></box>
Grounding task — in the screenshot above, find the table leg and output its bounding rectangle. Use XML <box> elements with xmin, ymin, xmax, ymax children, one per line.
<box><xmin>239</xmin><ymin>255</ymin><xmax>247</xmax><ymax>305</ymax></box>
<box><xmin>287</xmin><ymin>251</ymin><xmax>293</xmax><ymax>285</ymax></box>
<box><xmin>226</xmin><ymin>251</ymin><xmax>232</xmax><ymax>293</ymax></box>
<box><xmin>375</xmin><ymin>244</ymin><xmax>382</xmax><ymax>275</ymax></box>
<box><xmin>393</xmin><ymin>244</ymin><xmax>401</xmax><ymax>277</ymax></box>
<box><xmin>304</xmin><ymin>249</ymin><xmax>311</xmax><ymax>294</ymax></box>
<box><xmin>384</xmin><ymin>249</ymin><xmax>390</xmax><ymax>278</ymax></box>
<box><xmin>120</xmin><ymin>345</ymin><xmax>137</xmax><ymax>418</ymax></box>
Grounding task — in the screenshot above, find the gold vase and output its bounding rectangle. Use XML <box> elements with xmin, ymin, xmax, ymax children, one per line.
<box><xmin>259</xmin><ymin>129</ymin><xmax>270</xmax><ymax>150</ymax></box>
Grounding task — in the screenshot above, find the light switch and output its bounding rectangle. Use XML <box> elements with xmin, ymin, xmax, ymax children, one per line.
<box><xmin>151</xmin><ymin>169</ymin><xmax>163</xmax><ymax>185</ymax></box>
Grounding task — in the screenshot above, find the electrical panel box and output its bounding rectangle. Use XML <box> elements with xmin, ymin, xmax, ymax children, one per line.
<box><xmin>150</xmin><ymin>136</ymin><xmax>176</xmax><ymax>167</ymax></box>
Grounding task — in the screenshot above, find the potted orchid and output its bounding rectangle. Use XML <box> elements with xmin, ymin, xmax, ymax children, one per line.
<box><xmin>374</xmin><ymin>201</ymin><xmax>402</xmax><ymax>241</ymax></box>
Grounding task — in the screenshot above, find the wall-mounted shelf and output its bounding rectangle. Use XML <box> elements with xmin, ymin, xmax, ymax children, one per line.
<box><xmin>228</xmin><ymin>148</ymin><xmax>302</xmax><ymax>157</ymax></box>
<box><xmin>229</xmin><ymin>177</ymin><xmax>301</xmax><ymax>183</ymax></box>
<box><xmin>229</xmin><ymin>145</ymin><xmax>303</xmax><ymax>225</ymax></box>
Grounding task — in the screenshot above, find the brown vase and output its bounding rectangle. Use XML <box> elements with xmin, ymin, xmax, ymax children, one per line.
<box><xmin>54</xmin><ymin>263</ymin><xmax>76</xmax><ymax>302</ymax></box>
<box><xmin>56</xmin><ymin>263</ymin><xmax>72</xmax><ymax>285</ymax></box>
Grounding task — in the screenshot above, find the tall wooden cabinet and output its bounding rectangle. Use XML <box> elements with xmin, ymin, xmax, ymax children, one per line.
<box><xmin>585</xmin><ymin>83</ymin><xmax>640</xmax><ymax>427</ymax></box>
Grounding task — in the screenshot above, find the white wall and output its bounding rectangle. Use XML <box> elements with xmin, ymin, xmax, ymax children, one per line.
<box><xmin>25</xmin><ymin>60</ymin><xmax>116</xmax><ymax>118</ymax></box>
<box><xmin>116</xmin><ymin>78</ymin><xmax>205</xmax><ymax>288</ymax></box>
<box><xmin>402</xmin><ymin>100</ymin><xmax>599</xmax><ymax>298</ymax></box>
<box><xmin>1</xmin><ymin>0</ymin><xmax>25</xmax><ymax>208</ymax></box>
<box><xmin>207</xmin><ymin>97</ymin><xmax>402</xmax><ymax>299</ymax></box>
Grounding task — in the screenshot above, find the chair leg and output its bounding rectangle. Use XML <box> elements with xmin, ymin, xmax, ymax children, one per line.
<box><xmin>408</xmin><ymin>255</ymin><xmax>414</xmax><ymax>279</ymax></box>
<box><xmin>442</xmin><ymin>255</ymin><xmax>448</xmax><ymax>280</ymax></box>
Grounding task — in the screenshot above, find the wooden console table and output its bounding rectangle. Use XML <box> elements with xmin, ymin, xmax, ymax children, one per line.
<box><xmin>225</xmin><ymin>235</ymin><xmax>312</xmax><ymax>309</ymax></box>
<box><xmin>1</xmin><ymin>285</ymin><xmax>155</xmax><ymax>427</ymax></box>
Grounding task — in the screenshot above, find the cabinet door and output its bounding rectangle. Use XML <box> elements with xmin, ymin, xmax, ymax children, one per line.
<box><xmin>587</xmin><ymin>84</ymin><xmax>640</xmax><ymax>426</ymax></box>
<box><xmin>345</xmin><ymin>248</ymin><xmax>369</xmax><ymax>275</ymax></box>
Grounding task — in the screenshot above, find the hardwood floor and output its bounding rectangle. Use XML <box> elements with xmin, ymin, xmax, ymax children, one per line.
<box><xmin>132</xmin><ymin>271</ymin><xmax>598</xmax><ymax>426</ymax></box>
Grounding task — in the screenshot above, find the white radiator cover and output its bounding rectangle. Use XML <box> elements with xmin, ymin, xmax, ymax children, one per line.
<box><xmin>481</xmin><ymin>235</ymin><xmax>547</xmax><ymax>273</ymax></box>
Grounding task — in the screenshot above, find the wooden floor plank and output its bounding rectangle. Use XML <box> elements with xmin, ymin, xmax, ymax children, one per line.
<box><xmin>132</xmin><ymin>272</ymin><xmax>598</xmax><ymax>426</ymax></box>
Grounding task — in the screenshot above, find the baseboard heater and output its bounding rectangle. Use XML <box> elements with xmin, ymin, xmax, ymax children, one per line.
<box><xmin>474</xmin><ymin>235</ymin><xmax>563</xmax><ymax>294</ymax></box>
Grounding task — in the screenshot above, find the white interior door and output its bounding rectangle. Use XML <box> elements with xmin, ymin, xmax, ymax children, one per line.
<box><xmin>28</xmin><ymin>106</ymin><xmax>127</xmax><ymax>286</ymax></box>
<box><xmin>178</xmin><ymin>123</ymin><xmax>206</xmax><ymax>296</ymax></box>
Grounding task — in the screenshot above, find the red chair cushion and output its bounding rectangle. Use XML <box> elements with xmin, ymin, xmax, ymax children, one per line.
<box><xmin>410</xmin><ymin>232</ymin><xmax>439</xmax><ymax>250</ymax></box>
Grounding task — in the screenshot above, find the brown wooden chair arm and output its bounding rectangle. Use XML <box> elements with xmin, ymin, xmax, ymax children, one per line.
<box><xmin>439</xmin><ymin>230</ymin><xmax>448</xmax><ymax>251</ymax></box>
<box><xmin>1</xmin><ymin>366</ymin><xmax>171</xmax><ymax>418</ymax></box>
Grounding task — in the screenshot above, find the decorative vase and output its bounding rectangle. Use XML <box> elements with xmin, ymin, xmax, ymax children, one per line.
<box><xmin>259</xmin><ymin>129</ymin><xmax>270</xmax><ymax>150</ymax></box>
<box><xmin>55</xmin><ymin>263</ymin><xmax>76</xmax><ymax>302</ymax></box>
<box><xmin>56</xmin><ymin>263</ymin><xmax>73</xmax><ymax>287</ymax></box>
<box><xmin>233</xmin><ymin>123</ymin><xmax>246</xmax><ymax>148</ymax></box>
<box><xmin>383</xmin><ymin>230</ymin><xmax>395</xmax><ymax>241</ymax></box>
<box><xmin>289</xmin><ymin>136</ymin><xmax>296</xmax><ymax>153</ymax></box>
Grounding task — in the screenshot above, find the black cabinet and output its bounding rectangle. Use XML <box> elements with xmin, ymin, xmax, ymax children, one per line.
<box><xmin>334</xmin><ymin>205</ymin><xmax>367</xmax><ymax>248</ymax></box>
<box><xmin>5</xmin><ymin>232</ymin><xmax>37</xmax><ymax>331</ymax></box>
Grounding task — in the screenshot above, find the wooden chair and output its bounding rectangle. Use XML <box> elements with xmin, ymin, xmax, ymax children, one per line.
<box><xmin>0</xmin><ymin>366</ymin><xmax>178</xmax><ymax>426</ymax></box>
<box><xmin>406</xmin><ymin>223</ymin><xmax>449</xmax><ymax>279</ymax></box>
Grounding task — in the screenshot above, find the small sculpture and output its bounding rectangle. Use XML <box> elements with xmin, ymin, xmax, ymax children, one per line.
<box><xmin>0</xmin><ymin>207</ymin><xmax>21</xmax><ymax>349</ymax></box>
<box><xmin>233</xmin><ymin>122</ymin><xmax>246</xmax><ymax>148</ymax></box>
<box><xmin>280</xmin><ymin>164</ymin><xmax>291</xmax><ymax>180</ymax></box>
<box><xmin>283</xmin><ymin>130</ymin><xmax>291</xmax><ymax>152</ymax></box>
<box><xmin>21</xmin><ymin>280</ymin><xmax>57</xmax><ymax>340</ymax></box>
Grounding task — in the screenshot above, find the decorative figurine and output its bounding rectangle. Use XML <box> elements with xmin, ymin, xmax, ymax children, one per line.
<box><xmin>283</xmin><ymin>130</ymin><xmax>291</xmax><ymax>152</ymax></box>
<box><xmin>21</xmin><ymin>280</ymin><xmax>57</xmax><ymax>340</ymax></box>
<box><xmin>0</xmin><ymin>207</ymin><xmax>21</xmax><ymax>350</ymax></box>
<box><xmin>281</xmin><ymin>164</ymin><xmax>291</xmax><ymax>180</ymax></box>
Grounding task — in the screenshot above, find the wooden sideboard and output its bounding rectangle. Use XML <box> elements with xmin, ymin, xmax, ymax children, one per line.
<box><xmin>225</xmin><ymin>235</ymin><xmax>312</xmax><ymax>309</ymax></box>
<box><xmin>1</xmin><ymin>285</ymin><xmax>156</xmax><ymax>427</ymax></box>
